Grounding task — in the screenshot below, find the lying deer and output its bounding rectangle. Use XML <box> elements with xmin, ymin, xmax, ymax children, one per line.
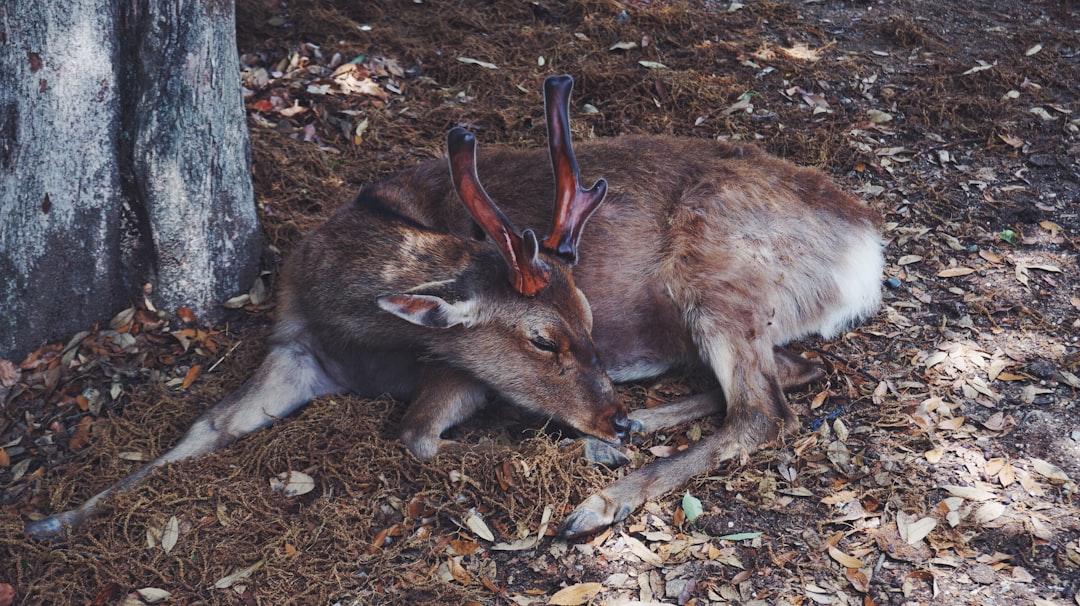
<box><xmin>366</xmin><ymin>76</ymin><xmax>883</xmax><ymax>537</ymax></box>
<box><xmin>26</xmin><ymin>75</ymin><xmax>882</xmax><ymax>542</ymax></box>
<box><xmin>24</xmin><ymin>78</ymin><xmax>628</xmax><ymax>539</ymax></box>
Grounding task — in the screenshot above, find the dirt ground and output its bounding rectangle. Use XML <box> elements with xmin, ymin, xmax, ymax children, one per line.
<box><xmin>3</xmin><ymin>0</ymin><xmax>1079</xmax><ymax>604</ymax></box>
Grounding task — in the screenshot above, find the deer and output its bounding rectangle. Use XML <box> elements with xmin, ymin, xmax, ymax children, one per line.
<box><xmin>361</xmin><ymin>75</ymin><xmax>884</xmax><ymax>537</ymax></box>
<box><xmin>26</xmin><ymin>74</ymin><xmax>883</xmax><ymax>542</ymax></box>
<box><xmin>24</xmin><ymin>77</ymin><xmax>630</xmax><ymax>540</ymax></box>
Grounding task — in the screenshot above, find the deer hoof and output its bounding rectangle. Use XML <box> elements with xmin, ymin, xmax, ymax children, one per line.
<box><xmin>557</xmin><ymin>493</ymin><xmax>634</xmax><ymax>539</ymax></box>
<box><xmin>24</xmin><ymin>514</ymin><xmax>71</xmax><ymax>541</ymax></box>
<box><xmin>582</xmin><ymin>438</ymin><xmax>630</xmax><ymax>468</ymax></box>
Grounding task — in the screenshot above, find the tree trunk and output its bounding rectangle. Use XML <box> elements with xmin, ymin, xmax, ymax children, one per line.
<box><xmin>0</xmin><ymin>0</ymin><xmax>260</xmax><ymax>361</ymax></box>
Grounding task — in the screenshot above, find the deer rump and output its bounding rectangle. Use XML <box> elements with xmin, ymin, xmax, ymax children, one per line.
<box><xmin>359</xmin><ymin>132</ymin><xmax>883</xmax><ymax>536</ymax></box>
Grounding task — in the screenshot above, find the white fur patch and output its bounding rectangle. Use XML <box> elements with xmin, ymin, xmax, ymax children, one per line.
<box><xmin>817</xmin><ymin>230</ymin><xmax>884</xmax><ymax>338</ymax></box>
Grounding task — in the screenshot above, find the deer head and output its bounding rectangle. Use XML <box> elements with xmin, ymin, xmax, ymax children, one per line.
<box><xmin>374</xmin><ymin>77</ymin><xmax>626</xmax><ymax>449</ymax></box>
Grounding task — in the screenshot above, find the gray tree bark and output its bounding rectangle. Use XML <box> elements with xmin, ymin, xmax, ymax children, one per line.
<box><xmin>0</xmin><ymin>0</ymin><xmax>261</xmax><ymax>360</ymax></box>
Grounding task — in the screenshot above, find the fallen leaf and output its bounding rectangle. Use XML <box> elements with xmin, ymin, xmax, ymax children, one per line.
<box><xmin>623</xmin><ymin>534</ymin><xmax>664</xmax><ymax>567</ymax></box>
<box><xmin>682</xmin><ymin>491</ymin><xmax>704</xmax><ymax>522</ymax></box>
<box><xmin>718</xmin><ymin>531</ymin><xmax>763</xmax><ymax>542</ymax></box>
<box><xmin>162</xmin><ymin>515</ymin><xmax>179</xmax><ymax>554</ymax></box>
<box><xmin>136</xmin><ymin>588</ymin><xmax>173</xmax><ymax>604</ymax></box>
<box><xmin>1025</xmin><ymin>43</ymin><xmax>1043</xmax><ymax>56</ymax></box>
<box><xmin>465</xmin><ymin>510</ymin><xmax>495</xmax><ymax>542</ymax></box>
<box><xmin>937</xmin><ymin>267</ymin><xmax>975</xmax><ymax>278</ymax></box>
<box><xmin>181</xmin><ymin>364</ymin><xmax>202</xmax><ymax>390</ymax></box>
<box><xmin>0</xmin><ymin>584</ymin><xmax>12</xmax><ymax>606</ymax></box>
<box><xmin>973</xmin><ymin>501</ymin><xmax>1006</xmax><ymax>524</ymax></box>
<box><xmin>828</xmin><ymin>546</ymin><xmax>865</xmax><ymax>569</ymax></box>
<box><xmin>941</xmin><ymin>485</ymin><xmax>997</xmax><ymax>501</ymax></box>
<box><xmin>609</xmin><ymin>41</ymin><xmax>637</xmax><ymax>51</ymax></box>
<box><xmin>638</xmin><ymin>60</ymin><xmax>668</xmax><ymax>69</ymax></box>
<box><xmin>457</xmin><ymin>57</ymin><xmax>497</xmax><ymax>69</ymax></box>
<box><xmin>1030</xmin><ymin>458</ymin><xmax>1070</xmax><ymax>483</ymax></box>
<box><xmin>214</xmin><ymin>559</ymin><xmax>265</xmax><ymax>589</ymax></box>
<box><xmin>897</xmin><ymin>515</ymin><xmax>937</xmax><ymax>545</ymax></box>
<box><xmin>447</xmin><ymin>556</ymin><xmax>471</xmax><ymax>585</ymax></box>
<box><xmin>982</xmin><ymin>412</ymin><xmax>1006</xmax><ymax>431</ymax></box>
<box><xmin>270</xmin><ymin>470</ymin><xmax>316</xmax><ymax>497</ymax></box>
<box><xmin>68</xmin><ymin>416</ymin><xmax>93</xmax><ymax>451</ymax></box>
<box><xmin>780</xmin><ymin>43</ymin><xmax>823</xmax><ymax>62</ymax></box>
<box><xmin>998</xmin><ymin>133</ymin><xmax>1024</xmax><ymax>148</ymax></box>
<box><xmin>548</xmin><ymin>582</ymin><xmax>603</xmax><ymax>605</ymax></box>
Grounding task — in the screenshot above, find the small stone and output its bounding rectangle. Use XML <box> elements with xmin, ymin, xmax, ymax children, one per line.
<box><xmin>968</xmin><ymin>562</ymin><xmax>996</xmax><ymax>585</ymax></box>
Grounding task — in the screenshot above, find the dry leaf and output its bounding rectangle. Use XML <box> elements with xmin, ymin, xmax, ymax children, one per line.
<box><xmin>447</xmin><ymin>556</ymin><xmax>471</xmax><ymax>585</ymax></box>
<box><xmin>1029</xmin><ymin>458</ymin><xmax>1070</xmax><ymax>483</ymax></box>
<box><xmin>973</xmin><ymin>501</ymin><xmax>1006</xmax><ymax>524</ymax></box>
<box><xmin>181</xmin><ymin>365</ymin><xmax>202</xmax><ymax>390</ymax></box>
<box><xmin>162</xmin><ymin>515</ymin><xmax>179</xmax><ymax>554</ymax></box>
<box><xmin>828</xmin><ymin>546</ymin><xmax>865</xmax><ymax>569</ymax></box>
<box><xmin>897</xmin><ymin>514</ymin><xmax>937</xmax><ymax>545</ymax></box>
<box><xmin>548</xmin><ymin>582</ymin><xmax>603</xmax><ymax>605</ymax></box>
<box><xmin>937</xmin><ymin>267</ymin><xmax>975</xmax><ymax>278</ymax></box>
<box><xmin>270</xmin><ymin>470</ymin><xmax>316</xmax><ymax>497</ymax></box>
<box><xmin>464</xmin><ymin>510</ymin><xmax>495</xmax><ymax>542</ymax></box>
<box><xmin>937</xmin><ymin>416</ymin><xmax>966</xmax><ymax>431</ymax></box>
<box><xmin>780</xmin><ymin>43</ymin><xmax>823</xmax><ymax>62</ymax></box>
<box><xmin>136</xmin><ymin>588</ymin><xmax>173</xmax><ymax>604</ymax></box>
<box><xmin>638</xmin><ymin>60</ymin><xmax>668</xmax><ymax>69</ymax></box>
<box><xmin>214</xmin><ymin>559</ymin><xmax>265</xmax><ymax>589</ymax></box>
<box><xmin>623</xmin><ymin>534</ymin><xmax>664</xmax><ymax>567</ymax></box>
<box><xmin>941</xmin><ymin>485</ymin><xmax>997</xmax><ymax>501</ymax></box>
<box><xmin>982</xmin><ymin>412</ymin><xmax>1006</xmax><ymax>431</ymax></box>
<box><xmin>456</xmin><ymin>57</ymin><xmax>497</xmax><ymax>69</ymax></box>
<box><xmin>845</xmin><ymin>567</ymin><xmax>870</xmax><ymax>592</ymax></box>
<box><xmin>68</xmin><ymin>416</ymin><xmax>93</xmax><ymax>451</ymax></box>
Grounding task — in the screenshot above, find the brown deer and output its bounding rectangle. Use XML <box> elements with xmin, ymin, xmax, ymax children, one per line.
<box><xmin>24</xmin><ymin>79</ymin><xmax>629</xmax><ymax>539</ymax></box>
<box><xmin>364</xmin><ymin>76</ymin><xmax>883</xmax><ymax>537</ymax></box>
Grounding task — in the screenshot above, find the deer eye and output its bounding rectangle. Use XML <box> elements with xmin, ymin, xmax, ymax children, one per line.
<box><xmin>529</xmin><ymin>336</ymin><xmax>558</xmax><ymax>353</ymax></box>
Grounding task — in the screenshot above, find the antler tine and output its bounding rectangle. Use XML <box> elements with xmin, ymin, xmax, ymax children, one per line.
<box><xmin>541</xmin><ymin>75</ymin><xmax>608</xmax><ymax>265</ymax></box>
<box><xmin>446</xmin><ymin>127</ymin><xmax>551</xmax><ymax>297</ymax></box>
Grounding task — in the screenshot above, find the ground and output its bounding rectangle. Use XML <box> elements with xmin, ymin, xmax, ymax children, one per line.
<box><xmin>2</xmin><ymin>0</ymin><xmax>1079</xmax><ymax>604</ymax></box>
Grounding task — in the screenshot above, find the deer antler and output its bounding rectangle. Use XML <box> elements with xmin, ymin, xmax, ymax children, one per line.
<box><xmin>447</xmin><ymin>126</ymin><xmax>552</xmax><ymax>296</ymax></box>
<box><xmin>541</xmin><ymin>75</ymin><xmax>608</xmax><ymax>265</ymax></box>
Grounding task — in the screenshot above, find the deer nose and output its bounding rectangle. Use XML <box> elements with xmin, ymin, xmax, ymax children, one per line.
<box><xmin>612</xmin><ymin>409</ymin><xmax>633</xmax><ymax>441</ymax></box>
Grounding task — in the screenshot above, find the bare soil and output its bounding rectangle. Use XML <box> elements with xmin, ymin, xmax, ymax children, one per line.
<box><xmin>3</xmin><ymin>1</ymin><xmax>1079</xmax><ymax>604</ymax></box>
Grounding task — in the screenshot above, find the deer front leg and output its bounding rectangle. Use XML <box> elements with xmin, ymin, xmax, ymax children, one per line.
<box><xmin>399</xmin><ymin>364</ymin><xmax>490</xmax><ymax>459</ymax></box>
<box><xmin>25</xmin><ymin>342</ymin><xmax>340</xmax><ymax>540</ymax></box>
<box><xmin>561</xmin><ymin>338</ymin><xmax>794</xmax><ymax>538</ymax></box>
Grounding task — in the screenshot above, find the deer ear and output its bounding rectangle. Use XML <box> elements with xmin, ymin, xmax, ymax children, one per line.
<box><xmin>376</xmin><ymin>294</ymin><xmax>477</xmax><ymax>329</ymax></box>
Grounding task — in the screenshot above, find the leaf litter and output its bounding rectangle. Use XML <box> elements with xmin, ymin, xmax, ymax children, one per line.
<box><xmin>3</xmin><ymin>0</ymin><xmax>1080</xmax><ymax>604</ymax></box>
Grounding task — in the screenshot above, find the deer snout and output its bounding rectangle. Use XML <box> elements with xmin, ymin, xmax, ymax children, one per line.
<box><xmin>612</xmin><ymin>408</ymin><xmax>632</xmax><ymax>442</ymax></box>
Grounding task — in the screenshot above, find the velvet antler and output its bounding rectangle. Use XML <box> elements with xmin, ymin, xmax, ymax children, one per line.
<box><xmin>447</xmin><ymin>127</ymin><xmax>552</xmax><ymax>296</ymax></box>
<box><xmin>540</xmin><ymin>75</ymin><xmax>608</xmax><ymax>265</ymax></box>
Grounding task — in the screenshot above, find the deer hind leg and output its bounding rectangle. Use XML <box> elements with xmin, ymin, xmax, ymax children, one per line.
<box><xmin>774</xmin><ymin>346</ymin><xmax>825</xmax><ymax>390</ymax></box>
<box><xmin>25</xmin><ymin>343</ymin><xmax>340</xmax><ymax>540</ymax></box>
<box><xmin>559</xmin><ymin>335</ymin><xmax>792</xmax><ymax>538</ymax></box>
